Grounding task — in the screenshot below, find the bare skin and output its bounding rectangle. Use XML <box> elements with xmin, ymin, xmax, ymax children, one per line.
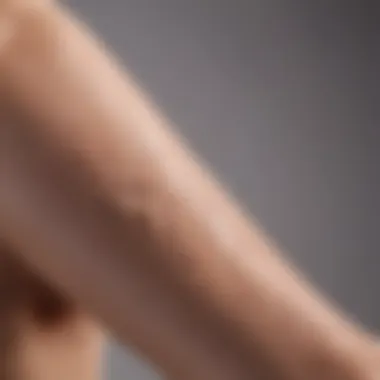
<box><xmin>0</xmin><ymin>1</ymin><xmax>379</xmax><ymax>380</ymax></box>
<box><xmin>0</xmin><ymin>243</ymin><xmax>103</xmax><ymax>380</ymax></box>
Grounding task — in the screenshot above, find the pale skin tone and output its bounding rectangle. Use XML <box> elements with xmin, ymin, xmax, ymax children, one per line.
<box><xmin>0</xmin><ymin>0</ymin><xmax>379</xmax><ymax>379</ymax></box>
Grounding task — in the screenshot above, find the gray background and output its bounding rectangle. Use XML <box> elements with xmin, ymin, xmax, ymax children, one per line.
<box><xmin>65</xmin><ymin>1</ymin><xmax>379</xmax><ymax>378</ymax></box>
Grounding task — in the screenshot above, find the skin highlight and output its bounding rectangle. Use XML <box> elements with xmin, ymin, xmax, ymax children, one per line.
<box><xmin>0</xmin><ymin>1</ymin><xmax>379</xmax><ymax>379</ymax></box>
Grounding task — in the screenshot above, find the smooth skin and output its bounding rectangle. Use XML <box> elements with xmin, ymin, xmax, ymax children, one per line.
<box><xmin>0</xmin><ymin>1</ymin><xmax>379</xmax><ymax>379</ymax></box>
<box><xmin>0</xmin><ymin>242</ymin><xmax>103</xmax><ymax>380</ymax></box>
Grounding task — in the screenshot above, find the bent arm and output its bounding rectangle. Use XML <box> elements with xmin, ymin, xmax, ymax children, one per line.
<box><xmin>0</xmin><ymin>1</ymin><xmax>378</xmax><ymax>379</ymax></box>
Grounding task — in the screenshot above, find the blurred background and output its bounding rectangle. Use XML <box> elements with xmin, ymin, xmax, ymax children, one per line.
<box><xmin>66</xmin><ymin>1</ymin><xmax>379</xmax><ymax>378</ymax></box>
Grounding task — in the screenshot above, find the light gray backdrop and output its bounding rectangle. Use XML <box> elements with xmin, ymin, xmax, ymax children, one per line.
<box><xmin>65</xmin><ymin>1</ymin><xmax>379</xmax><ymax>378</ymax></box>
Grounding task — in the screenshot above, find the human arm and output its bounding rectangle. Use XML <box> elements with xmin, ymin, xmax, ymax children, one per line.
<box><xmin>0</xmin><ymin>1</ymin><xmax>378</xmax><ymax>379</ymax></box>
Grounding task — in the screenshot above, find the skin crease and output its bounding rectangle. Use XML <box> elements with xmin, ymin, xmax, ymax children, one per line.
<box><xmin>0</xmin><ymin>111</ymin><xmax>105</xmax><ymax>380</ymax></box>
<box><xmin>0</xmin><ymin>242</ymin><xmax>103</xmax><ymax>380</ymax></box>
<box><xmin>0</xmin><ymin>1</ymin><xmax>379</xmax><ymax>380</ymax></box>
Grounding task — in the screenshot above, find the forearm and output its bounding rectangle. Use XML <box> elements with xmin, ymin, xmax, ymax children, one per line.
<box><xmin>0</xmin><ymin>1</ymin><xmax>377</xmax><ymax>379</ymax></box>
<box><xmin>11</xmin><ymin>313</ymin><xmax>103</xmax><ymax>380</ymax></box>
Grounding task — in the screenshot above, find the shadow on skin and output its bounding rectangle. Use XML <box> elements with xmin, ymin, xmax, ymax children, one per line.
<box><xmin>0</xmin><ymin>243</ymin><xmax>103</xmax><ymax>380</ymax></box>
